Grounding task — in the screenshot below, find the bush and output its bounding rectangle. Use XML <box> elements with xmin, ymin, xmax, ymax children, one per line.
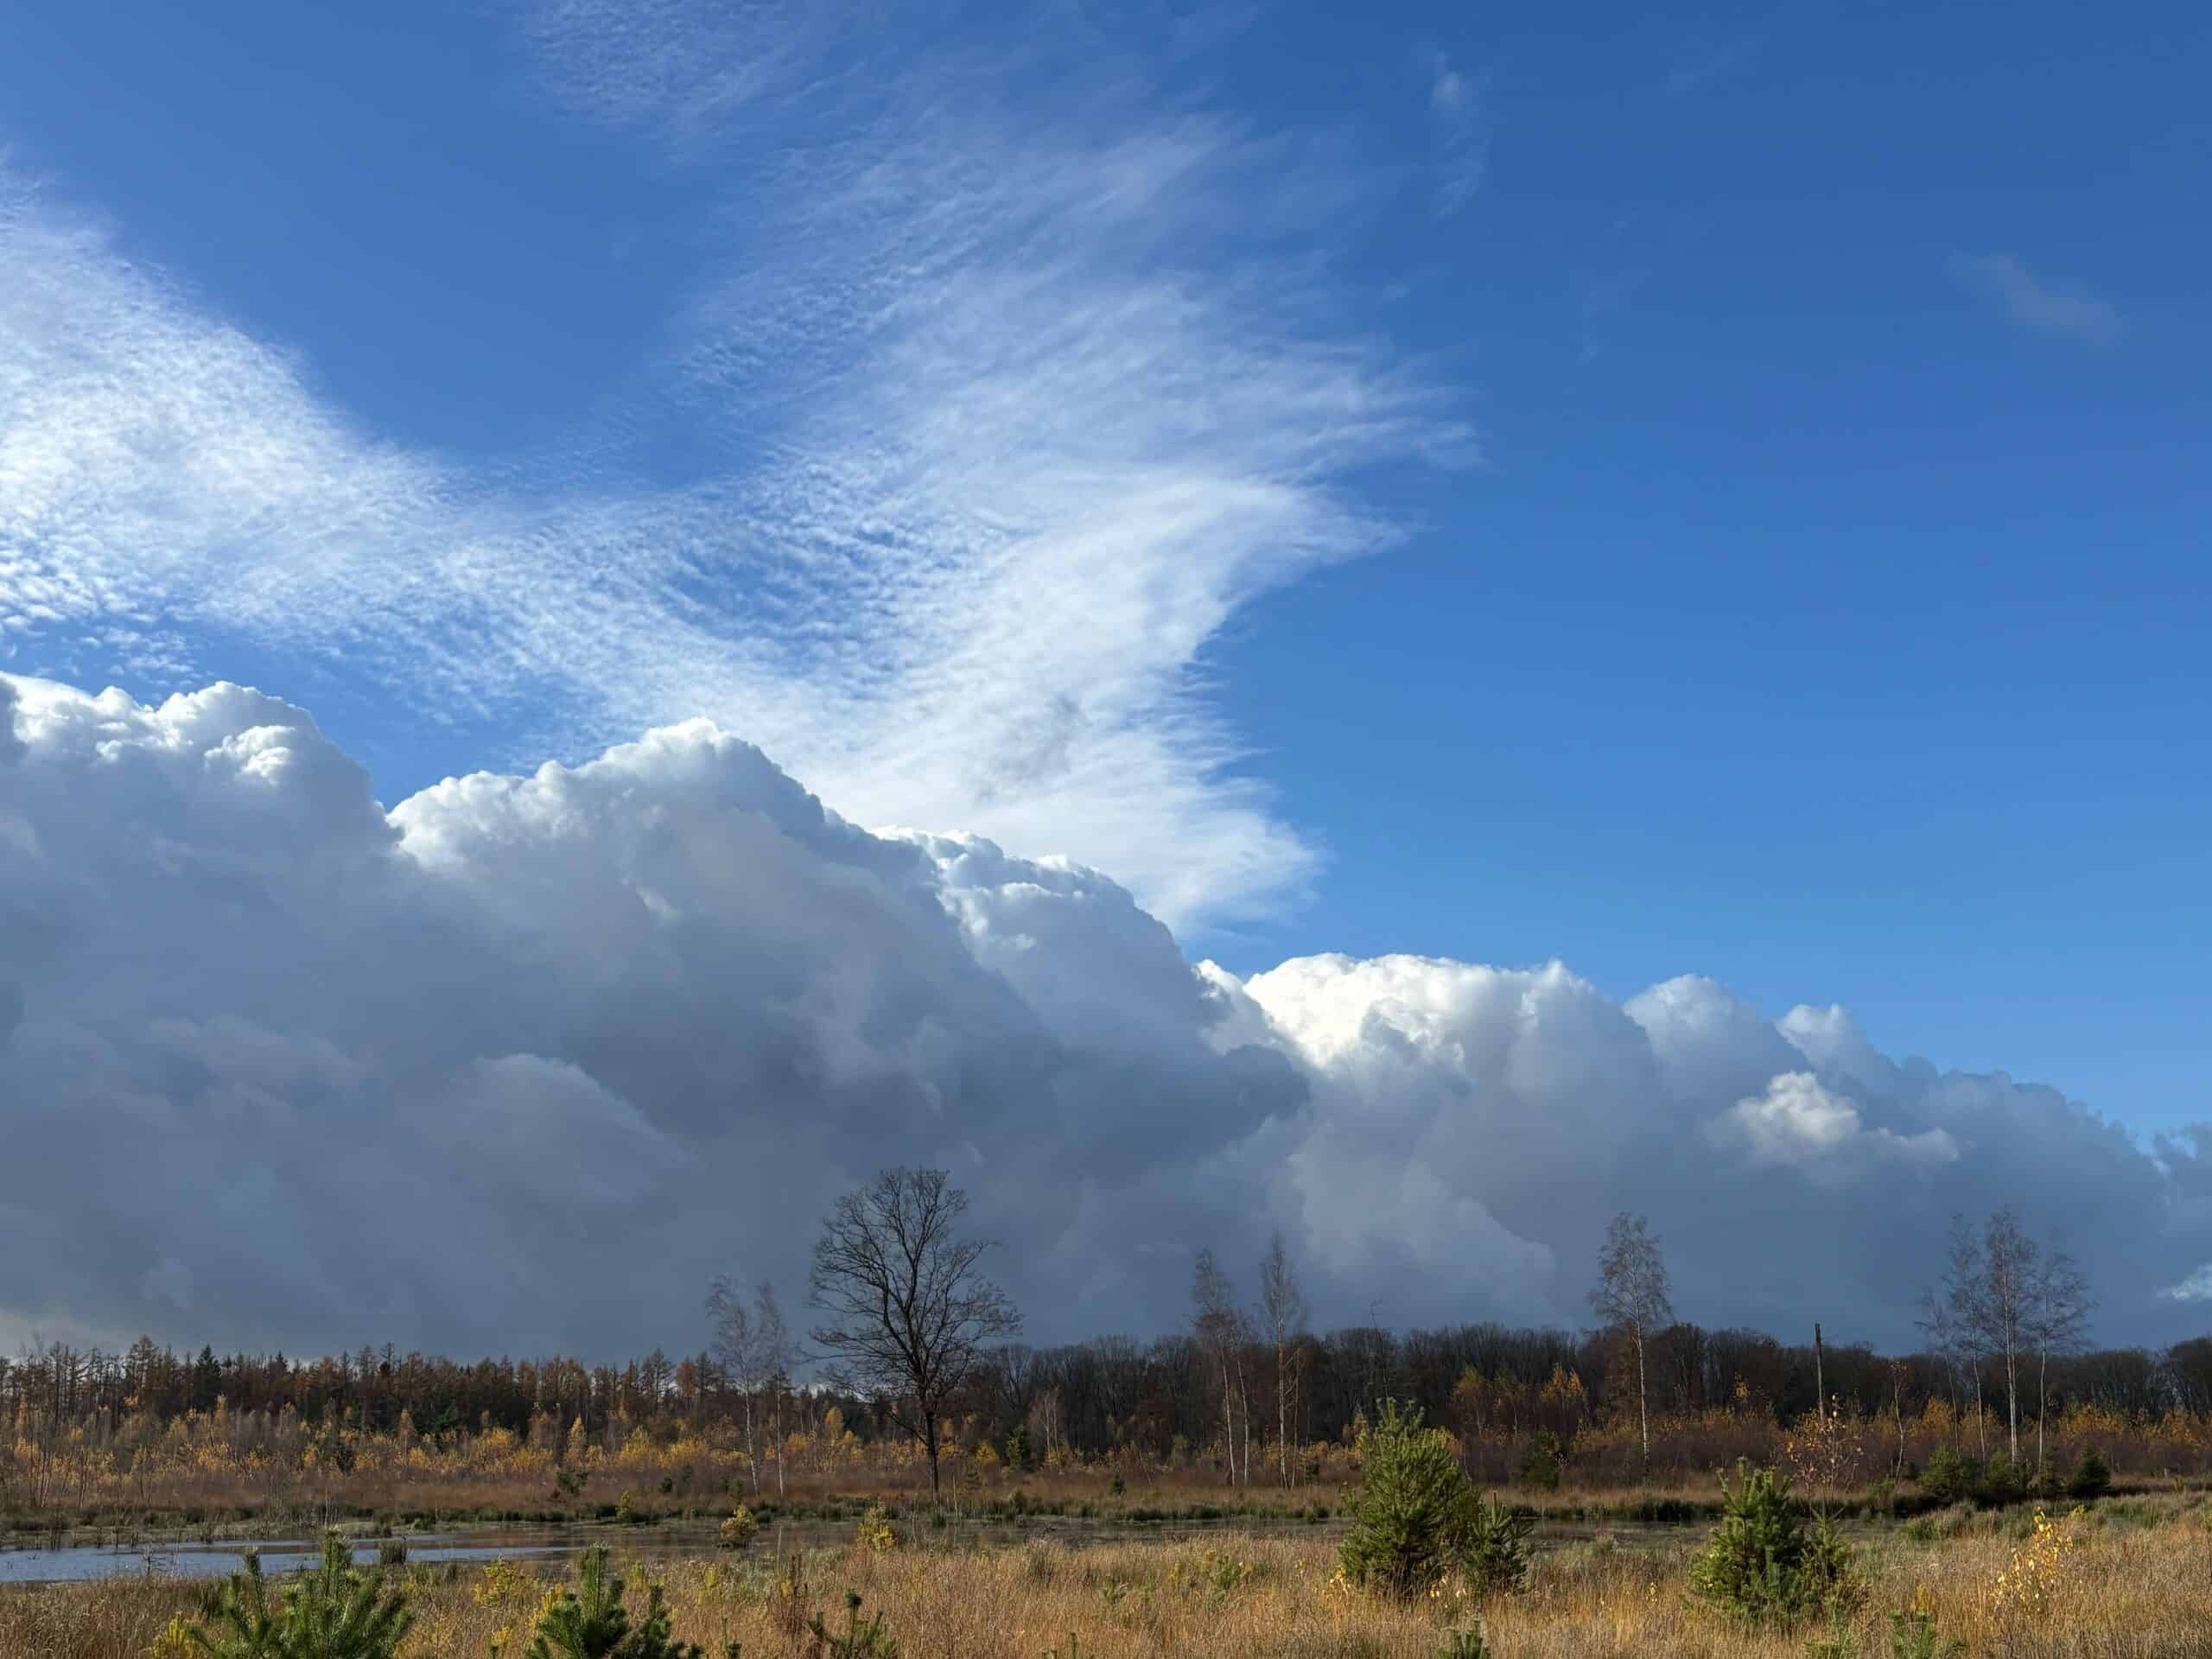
<box><xmin>2066</xmin><ymin>1446</ymin><xmax>2112</xmax><ymax>1501</ymax></box>
<box><xmin>716</xmin><ymin>1505</ymin><xmax>760</xmax><ymax>1549</ymax></box>
<box><xmin>855</xmin><ymin>1503</ymin><xmax>898</xmax><ymax>1552</ymax></box>
<box><xmin>1918</xmin><ymin>1445</ymin><xmax>1980</xmax><ymax>1506</ymax></box>
<box><xmin>1339</xmin><ymin>1401</ymin><xmax>1470</xmax><ymax>1599</ymax></box>
<box><xmin>1339</xmin><ymin>1400</ymin><xmax>1528</xmax><ymax>1602</ymax></box>
<box><xmin>1687</xmin><ymin>1462</ymin><xmax>1859</xmax><ymax>1628</ymax></box>
<box><xmin>1979</xmin><ymin>1452</ymin><xmax>2026</xmax><ymax>1506</ymax></box>
<box><xmin>1517</xmin><ymin>1429</ymin><xmax>1563</xmax><ymax>1491</ymax></box>
<box><xmin>1888</xmin><ymin>1602</ymin><xmax>1964</xmax><ymax>1659</ymax></box>
<box><xmin>806</xmin><ymin>1590</ymin><xmax>899</xmax><ymax>1659</ymax></box>
<box><xmin>522</xmin><ymin>1545</ymin><xmax>702</xmax><ymax>1659</ymax></box>
<box><xmin>181</xmin><ymin>1529</ymin><xmax>413</xmax><ymax>1659</ymax></box>
<box><xmin>1457</xmin><ymin>1496</ymin><xmax>1533</xmax><ymax>1599</ymax></box>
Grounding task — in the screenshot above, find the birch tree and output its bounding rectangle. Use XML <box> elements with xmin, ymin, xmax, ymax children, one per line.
<box><xmin>1975</xmin><ymin>1208</ymin><xmax>2036</xmax><ymax>1466</ymax></box>
<box><xmin>1191</xmin><ymin>1249</ymin><xmax>1252</xmax><ymax>1484</ymax></box>
<box><xmin>2029</xmin><ymin>1241</ymin><xmax>2093</xmax><ymax>1477</ymax></box>
<box><xmin>706</xmin><ymin>1277</ymin><xmax>771</xmax><ymax>1493</ymax></box>
<box><xmin>1258</xmin><ymin>1231</ymin><xmax>1307</xmax><ymax>1487</ymax></box>
<box><xmin>1942</xmin><ymin>1215</ymin><xmax>1991</xmax><ymax>1456</ymax></box>
<box><xmin>1590</xmin><ymin>1212</ymin><xmax>1672</xmax><ymax>1466</ymax></box>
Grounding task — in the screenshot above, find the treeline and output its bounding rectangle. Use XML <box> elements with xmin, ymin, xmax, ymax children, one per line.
<box><xmin>10</xmin><ymin>1322</ymin><xmax>2212</xmax><ymax>1463</ymax></box>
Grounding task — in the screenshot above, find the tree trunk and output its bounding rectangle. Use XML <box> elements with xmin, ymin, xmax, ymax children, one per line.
<box><xmin>2036</xmin><ymin>1348</ymin><xmax>2048</xmax><ymax>1480</ymax></box>
<box><xmin>2006</xmin><ymin>1351</ymin><xmax>2019</xmax><ymax>1465</ymax></box>
<box><xmin>1635</xmin><ymin>1328</ymin><xmax>1649</xmax><ymax>1465</ymax></box>
<box><xmin>1237</xmin><ymin>1355</ymin><xmax>1250</xmax><ymax>1485</ymax></box>
<box><xmin>1277</xmin><ymin>1338</ymin><xmax>1289</xmax><ymax>1488</ymax></box>
<box><xmin>1220</xmin><ymin>1362</ymin><xmax>1235</xmax><ymax>1487</ymax></box>
<box><xmin>925</xmin><ymin>1409</ymin><xmax>941</xmax><ymax>1499</ymax></box>
<box><xmin>744</xmin><ymin>1390</ymin><xmax>760</xmax><ymax>1496</ymax></box>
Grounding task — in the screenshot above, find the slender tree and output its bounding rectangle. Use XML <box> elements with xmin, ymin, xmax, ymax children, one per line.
<box><xmin>1590</xmin><ymin>1212</ymin><xmax>1673</xmax><ymax>1466</ymax></box>
<box><xmin>1258</xmin><ymin>1231</ymin><xmax>1307</xmax><ymax>1487</ymax></box>
<box><xmin>1915</xmin><ymin>1286</ymin><xmax>1962</xmax><ymax>1438</ymax></box>
<box><xmin>753</xmin><ymin>1283</ymin><xmax>795</xmax><ymax>1497</ymax></box>
<box><xmin>2030</xmin><ymin>1240</ymin><xmax>2093</xmax><ymax>1478</ymax></box>
<box><xmin>1975</xmin><ymin>1208</ymin><xmax>2037</xmax><ymax>1465</ymax></box>
<box><xmin>1191</xmin><ymin>1249</ymin><xmax>1252</xmax><ymax>1484</ymax></box>
<box><xmin>708</xmin><ymin>1278</ymin><xmax>795</xmax><ymax>1496</ymax></box>
<box><xmin>706</xmin><ymin>1278</ymin><xmax>765</xmax><ymax>1493</ymax></box>
<box><xmin>1941</xmin><ymin>1214</ymin><xmax>1991</xmax><ymax>1457</ymax></box>
<box><xmin>807</xmin><ymin>1168</ymin><xmax>1021</xmax><ymax>1498</ymax></box>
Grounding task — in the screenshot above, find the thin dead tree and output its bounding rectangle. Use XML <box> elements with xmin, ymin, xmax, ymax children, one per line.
<box><xmin>808</xmin><ymin>1168</ymin><xmax>1022</xmax><ymax>1499</ymax></box>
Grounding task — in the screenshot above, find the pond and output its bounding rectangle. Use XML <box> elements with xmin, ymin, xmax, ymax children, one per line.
<box><xmin>0</xmin><ymin>1531</ymin><xmax>577</xmax><ymax>1586</ymax></box>
<box><xmin>0</xmin><ymin>1510</ymin><xmax>1693</xmax><ymax>1586</ymax></box>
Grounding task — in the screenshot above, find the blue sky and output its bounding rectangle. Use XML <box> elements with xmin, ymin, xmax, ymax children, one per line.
<box><xmin>4</xmin><ymin>0</ymin><xmax>2208</xmax><ymax>1154</ymax></box>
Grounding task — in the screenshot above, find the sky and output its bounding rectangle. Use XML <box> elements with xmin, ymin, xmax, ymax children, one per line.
<box><xmin>2</xmin><ymin>0</ymin><xmax>2209</xmax><ymax>1356</ymax></box>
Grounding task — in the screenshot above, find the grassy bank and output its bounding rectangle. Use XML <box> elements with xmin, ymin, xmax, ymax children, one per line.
<box><xmin>8</xmin><ymin>1492</ymin><xmax>2210</xmax><ymax>1658</ymax></box>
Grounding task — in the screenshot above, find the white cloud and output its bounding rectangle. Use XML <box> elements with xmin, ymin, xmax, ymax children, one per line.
<box><xmin>4</xmin><ymin>676</ymin><xmax>2207</xmax><ymax>1353</ymax></box>
<box><xmin>1955</xmin><ymin>252</ymin><xmax>2125</xmax><ymax>344</ymax></box>
<box><xmin>1707</xmin><ymin>1071</ymin><xmax>1958</xmax><ymax>1184</ymax></box>
<box><xmin>0</xmin><ymin>3</ymin><xmax>1471</xmax><ymax>931</ymax></box>
<box><xmin>2164</xmin><ymin>1265</ymin><xmax>2212</xmax><ymax>1304</ymax></box>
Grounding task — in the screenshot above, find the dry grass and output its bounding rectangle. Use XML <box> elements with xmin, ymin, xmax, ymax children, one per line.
<box><xmin>7</xmin><ymin>1497</ymin><xmax>2211</xmax><ymax>1658</ymax></box>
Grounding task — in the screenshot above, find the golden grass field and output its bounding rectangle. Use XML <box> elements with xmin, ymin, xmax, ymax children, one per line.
<box><xmin>6</xmin><ymin>1492</ymin><xmax>2210</xmax><ymax>1659</ymax></box>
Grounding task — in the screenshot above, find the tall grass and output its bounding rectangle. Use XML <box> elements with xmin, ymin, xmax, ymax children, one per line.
<box><xmin>7</xmin><ymin>1493</ymin><xmax>2209</xmax><ymax>1658</ymax></box>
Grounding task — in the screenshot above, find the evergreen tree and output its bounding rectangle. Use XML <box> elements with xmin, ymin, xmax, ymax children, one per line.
<box><xmin>523</xmin><ymin>1546</ymin><xmax>702</xmax><ymax>1659</ymax></box>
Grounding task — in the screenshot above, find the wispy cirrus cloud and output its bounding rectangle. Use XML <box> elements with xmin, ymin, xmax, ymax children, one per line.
<box><xmin>1425</xmin><ymin>49</ymin><xmax>1489</xmax><ymax>217</ymax></box>
<box><xmin>1666</xmin><ymin>36</ymin><xmax>1757</xmax><ymax>99</ymax></box>
<box><xmin>0</xmin><ymin>5</ymin><xmax>1471</xmax><ymax>928</ymax></box>
<box><xmin>1955</xmin><ymin>251</ymin><xmax>2126</xmax><ymax>345</ymax></box>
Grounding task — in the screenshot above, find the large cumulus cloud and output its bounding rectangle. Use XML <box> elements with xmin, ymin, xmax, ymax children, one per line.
<box><xmin>2</xmin><ymin>673</ymin><xmax>2206</xmax><ymax>1357</ymax></box>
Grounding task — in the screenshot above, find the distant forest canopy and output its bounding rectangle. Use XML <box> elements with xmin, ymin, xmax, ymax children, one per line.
<box><xmin>10</xmin><ymin>1322</ymin><xmax>2212</xmax><ymax>1454</ymax></box>
<box><xmin>8</xmin><ymin>1188</ymin><xmax>2203</xmax><ymax>1495</ymax></box>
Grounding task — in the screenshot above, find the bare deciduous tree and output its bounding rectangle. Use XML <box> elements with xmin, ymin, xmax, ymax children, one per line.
<box><xmin>1977</xmin><ymin>1208</ymin><xmax>2037</xmax><ymax>1465</ymax></box>
<box><xmin>1940</xmin><ymin>1214</ymin><xmax>1991</xmax><ymax>1456</ymax></box>
<box><xmin>753</xmin><ymin>1282</ymin><xmax>796</xmax><ymax>1496</ymax></box>
<box><xmin>1258</xmin><ymin>1231</ymin><xmax>1307</xmax><ymax>1487</ymax></box>
<box><xmin>707</xmin><ymin>1275</ymin><xmax>792</xmax><ymax>1495</ymax></box>
<box><xmin>2031</xmin><ymin>1240</ymin><xmax>2094</xmax><ymax>1476</ymax></box>
<box><xmin>807</xmin><ymin>1168</ymin><xmax>1021</xmax><ymax>1498</ymax></box>
<box><xmin>1590</xmin><ymin>1211</ymin><xmax>1673</xmax><ymax>1465</ymax></box>
<box><xmin>1192</xmin><ymin>1249</ymin><xmax>1253</xmax><ymax>1484</ymax></box>
<box><xmin>1915</xmin><ymin>1284</ymin><xmax>1963</xmax><ymax>1437</ymax></box>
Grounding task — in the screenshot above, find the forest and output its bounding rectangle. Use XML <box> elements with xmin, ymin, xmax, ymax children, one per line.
<box><xmin>13</xmin><ymin>1177</ymin><xmax>2212</xmax><ymax>1659</ymax></box>
<box><xmin>8</xmin><ymin>1184</ymin><xmax>2211</xmax><ymax>1517</ymax></box>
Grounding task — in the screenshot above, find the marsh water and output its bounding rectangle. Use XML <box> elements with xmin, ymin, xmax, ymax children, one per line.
<box><xmin>0</xmin><ymin>1509</ymin><xmax>1710</xmax><ymax>1586</ymax></box>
